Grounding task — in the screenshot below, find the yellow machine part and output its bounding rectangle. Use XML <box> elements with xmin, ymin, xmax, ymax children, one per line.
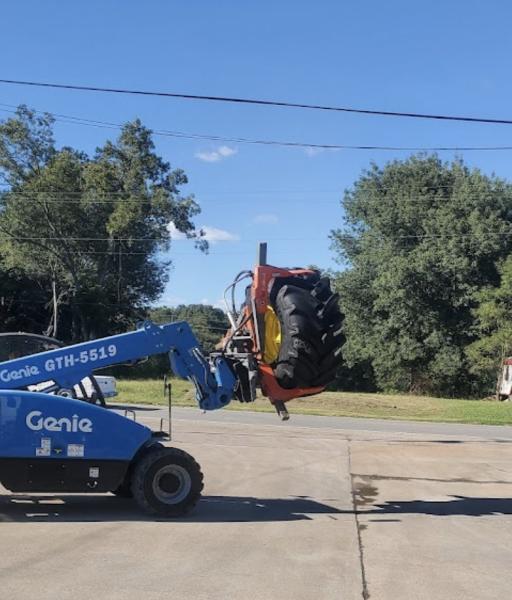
<box><xmin>263</xmin><ymin>305</ymin><xmax>282</xmax><ymax>364</ymax></box>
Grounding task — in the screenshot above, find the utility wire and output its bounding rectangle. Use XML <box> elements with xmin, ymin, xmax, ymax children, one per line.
<box><xmin>0</xmin><ymin>298</ymin><xmax>229</xmax><ymax>329</ymax></box>
<box><xmin>2</xmin><ymin>103</ymin><xmax>512</xmax><ymax>152</ymax></box>
<box><xmin>0</xmin><ymin>184</ymin><xmax>505</xmax><ymax>194</ymax></box>
<box><xmin>2</xmin><ymin>193</ymin><xmax>512</xmax><ymax>205</ymax></box>
<box><xmin>0</xmin><ymin>235</ymin><xmax>327</xmax><ymax>241</ymax></box>
<box><xmin>2</xmin><ymin>182</ymin><xmax>511</xmax><ymax>194</ymax></box>
<box><xmin>0</xmin><ymin>246</ymin><xmax>294</xmax><ymax>256</ymax></box>
<box><xmin>2</xmin><ymin>78</ymin><xmax>512</xmax><ymax>126</ymax></box>
<box><xmin>1</xmin><ymin>233</ymin><xmax>512</xmax><ymax>243</ymax></box>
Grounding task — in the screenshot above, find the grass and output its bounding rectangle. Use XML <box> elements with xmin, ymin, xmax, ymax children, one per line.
<box><xmin>114</xmin><ymin>378</ymin><xmax>512</xmax><ymax>426</ymax></box>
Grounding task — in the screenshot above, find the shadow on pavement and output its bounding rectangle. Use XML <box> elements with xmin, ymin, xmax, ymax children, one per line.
<box><xmin>367</xmin><ymin>496</ymin><xmax>512</xmax><ymax>517</ymax></box>
<box><xmin>107</xmin><ymin>404</ymin><xmax>161</xmax><ymax>412</ymax></box>
<box><xmin>4</xmin><ymin>491</ymin><xmax>507</xmax><ymax>522</ymax></box>
<box><xmin>0</xmin><ymin>493</ymin><xmax>342</xmax><ymax>523</ymax></box>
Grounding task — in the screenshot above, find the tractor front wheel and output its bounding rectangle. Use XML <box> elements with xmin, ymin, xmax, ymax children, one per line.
<box><xmin>131</xmin><ymin>447</ymin><xmax>203</xmax><ymax>517</ymax></box>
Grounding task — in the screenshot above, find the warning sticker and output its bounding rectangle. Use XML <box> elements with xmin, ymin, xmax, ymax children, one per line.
<box><xmin>35</xmin><ymin>437</ymin><xmax>52</xmax><ymax>456</ymax></box>
<box><xmin>67</xmin><ymin>444</ymin><xmax>84</xmax><ymax>458</ymax></box>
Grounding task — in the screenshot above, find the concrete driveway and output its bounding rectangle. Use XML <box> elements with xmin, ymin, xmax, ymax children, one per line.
<box><xmin>1</xmin><ymin>406</ymin><xmax>512</xmax><ymax>600</ymax></box>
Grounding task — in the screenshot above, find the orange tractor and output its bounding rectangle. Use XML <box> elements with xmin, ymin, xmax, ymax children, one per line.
<box><xmin>220</xmin><ymin>244</ymin><xmax>344</xmax><ymax>419</ymax></box>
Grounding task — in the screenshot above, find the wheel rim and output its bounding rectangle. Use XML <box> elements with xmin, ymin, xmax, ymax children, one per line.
<box><xmin>152</xmin><ymin>464</ymin><xmax>192</xmax><ymax>504</ymax></box>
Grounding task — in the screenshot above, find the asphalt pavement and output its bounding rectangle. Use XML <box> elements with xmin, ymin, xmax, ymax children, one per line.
<box><xmin>1</xmin><ymin>406</ymin><xmax>512</xmax><ymax>599</ymax></box>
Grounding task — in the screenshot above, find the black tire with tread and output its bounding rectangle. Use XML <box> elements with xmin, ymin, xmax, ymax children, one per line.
<box><xmin>272</xmin><ymin>274</ymin><xmax>344</xmax><ymax>389</ymax></box>
<box><xmin>131</xmin><ymin>446</ymin><xmax>203</xmax><ymax>517</ymax></box>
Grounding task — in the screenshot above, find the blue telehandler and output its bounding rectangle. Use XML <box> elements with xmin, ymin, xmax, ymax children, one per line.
<box><xmin>0</xmin><ymin>247</ymin><xmax>343</xmax><ymax>516</ymax></box>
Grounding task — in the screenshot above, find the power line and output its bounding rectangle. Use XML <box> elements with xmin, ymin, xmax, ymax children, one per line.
<box><xmin>3</xmin><ymin>105</ymin><xmax>510</xmax><ymax>152</ymax></box>
<box><xmin>0</xmin><ymin>196</ymin><xmax>512</xmax><ymax>210</ymax></box>
<box><xmin>0</xmin><ymin>235</ymin><xmax>327</xmax><ymax>243</ymax></box>
<box><xmin>0</xmin><ymin>186</ymin><xmax>508</xmax><ymax>195</ymax></box>
<box><xmin>2</xmin><ymin>298</ymin><xmax>229</xmax><ymax>329</ymax></box>
<box><xmin>0</xmin><ymin>243</ymin><xmax>297</xmax><ymax>256</ymax></box>
<box><xmin>332</xmin><ymin>231</ymin><xmax>512</xmax><ymax>240</ymax></box>
<box><xmin>2</xmin><ymin>101</ymin><xmax>512</xmax><ymax>154</ymax></box>
<box><xmin>2</xmin><ymin>182</ymin><xmax>504</xmax><ymax>194</ymax></box>
<box><xmin>2</xmin><ymin>78</ymin><xmax>512</xmax><ymax>126</ymax></box>
<box><xmin>2</xmin><ymin>189</ymin><xmax>510</xmax><ymax>197</ymax></box>
<box><xmin>1</xmin><ymin>181</ymin><xmax>510</xmax><ymax>194</ymax></box>
<box><xmin>1</xmin><ymin>232</ymin><xmax>512</xmax><ymax>243</ymax></box>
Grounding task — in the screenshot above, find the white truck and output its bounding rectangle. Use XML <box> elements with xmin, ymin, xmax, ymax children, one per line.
<box><xmin>0</xmin><ymin>332</ymin><xmax>117</xmax><ymax>405</ymax></box>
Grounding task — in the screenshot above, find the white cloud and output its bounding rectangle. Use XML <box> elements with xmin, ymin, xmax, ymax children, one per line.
<box><xmin>213</xmin><ymin>298</ymin><xmax>227</xmax><ymax>311</ymax></box>
<box><xmin>195</xmin><ymin>151</ymin><xmax>220</xmax><ymax>163</ymax></box>
<box><xmin>218</xmin><ymin>145</ymin><xmax>237</xmax><ymax>157</ymax></box>
<box><xmin>304</xmin><ymin>146</ymin><xmax>325</xmax><ymax>157</ymax></box>
<box><xmin>167</xmin><ymin>222</ymin><xmax>188</xmax><ymax>239</ymax></box>
<box><xmin>156</xmin><ymin>294</ymin><xmax>186</xmax><ymax>307</ymax></box>
<box><xmin>197</xmin><ymin>297</ymin><xmax>227</xmax><ymax>311</ymax></box>
<box><xmin>303</xmin><ymin>147</ymin><xmax>341</xmax><ymax>157</ymax></box>
<box><xmin>195</xmin><ymin>145</ymin><xmax>238</xmax><ymax>163</ymax></box>
<box><xmin>196</xmin><ymin>298</ymin><xmax>228</xmax><ymax>312</ymax></box>
<box><xmin>253</xmin><ymin>213</ymin><xmax>279</xmax><ymax>225</ymax></box>
<box><xmin>167</xmin><ymin>222</ymin><xmax>239</xmax><ymax>244</ymax></box>
<box><xmin>201</xmin><ymin>226</ymin><xmax>239</xmax><ymax>243</ymax></box>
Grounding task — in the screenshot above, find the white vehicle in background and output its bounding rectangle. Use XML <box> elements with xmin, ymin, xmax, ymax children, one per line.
<box><xmin>497</xmin><ymin>357</ymin><xmax>512</xmax><ymax>400</ymax></box>
<box><xmin>78</xmin><ymin>374</ymin><xmax>117</xmax><ymax>400</ymax></box>
<box><xmin>0</xmin><ymin>332</ymin><xmax>117</xmax><ymax>406</ymax></box>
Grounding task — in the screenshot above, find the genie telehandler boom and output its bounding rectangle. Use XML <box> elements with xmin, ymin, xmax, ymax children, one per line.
<box><xmin>0</xmin><ymin>245</ymin><xmax>343</xmax><ymax>516</ymax></box>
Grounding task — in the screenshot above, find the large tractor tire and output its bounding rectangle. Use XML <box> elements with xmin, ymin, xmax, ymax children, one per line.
<box><xmin>271</xmin><ymin>274</ymin><xmax>343</xmax><ymax>389</ymax></box>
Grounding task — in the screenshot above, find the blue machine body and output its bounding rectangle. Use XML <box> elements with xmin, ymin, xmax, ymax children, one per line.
<box><xmin>0</xmin><ymin>320</ymin><xmax>238</xmax><ymax>494</ymax></box>
<box><xmin>0</xmin><ymin>390</ymin><xmax>155</xmax><ymax>493</ymax></box>
<box><xmin>0</xmin><ymin>320</ymin><xmax>236</xmax><ymax>411</ymax></box>
<box><xmin>0</xmin><ymin>391</ymin><xmax>152</xmax><ymax>460</ymax></box>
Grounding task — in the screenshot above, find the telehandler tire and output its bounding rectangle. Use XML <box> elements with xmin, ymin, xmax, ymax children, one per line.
<box><xmin>272</xmin><ymin>274</ymin><xmax>343</xmax><ymax>389</ymax></box>
<box><xmin>112</xmin><ymin>443</ymin><xmax>164</xmax><ymax>499</ymax></box>
<box><xmin>112</xmin><ymin>481</ymin><xmax>133</xmax><ymax>498</ymax></box>
<box><xmin>131</xmin><ymin>447</ymin><xmax>204</xmax><ymax>517</ymax></box>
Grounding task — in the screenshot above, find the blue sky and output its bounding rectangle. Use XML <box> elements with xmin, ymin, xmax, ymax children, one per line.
<box><xmin>1</xmin><ymin>1</ymin><xmax>512</xmax><ymax>307</ymax></box>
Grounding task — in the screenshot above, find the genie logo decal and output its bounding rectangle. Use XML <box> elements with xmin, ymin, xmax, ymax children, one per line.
<box><xmin>0</xmin><ymin>344</ymin><xmax>118</xmax><ymax>386</ymax></box>
<box><xmin>26</xmin><ymin>411</ymin><xmax>93</xmax><ymax>433</ymax></box>
<box><xmin>0</xmin><ymin>365</ymin><xmax>40</xmax><ymax>383</ymax></box>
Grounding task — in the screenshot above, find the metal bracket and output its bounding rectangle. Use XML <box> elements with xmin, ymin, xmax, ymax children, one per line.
<box><xmin>123</xmin><ymin>408</ymin><xmax>137</xmax><ymax>421</ymax></box>
<box><xmin>164</xmin><ymin>375</ymin><xmax>172</xmax><ymax>440</ymax></box>
<box><xmin>273</xmin><ymin>400</ymin><xmax>290</xmax><ymax>421</ymax></box>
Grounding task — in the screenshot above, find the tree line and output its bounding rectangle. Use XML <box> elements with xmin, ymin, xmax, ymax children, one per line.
<box><xmin>1</xmin><ymin>108</ymin><xmax>510</xmax><ymax>396</ymax></box>
<box><xmin>331</xmin><ymin>155</ymin><xmax>512</xmax><ymax>397</ymax></box>
<box><xmin>0</xmin><ymin>106</ymin><xmax>205</xmax><ymax>342</ymax></box>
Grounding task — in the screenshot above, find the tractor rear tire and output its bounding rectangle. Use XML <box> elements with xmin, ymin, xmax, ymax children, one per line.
<box><xmin>131</xmin><ymin>447</ymin><xmax>203</xmax><ymax>517</ymax></box>
<box><xmin>272</xmin><ymin>275</ymin><xmax>343</xmax><ymax>389</ymax></box>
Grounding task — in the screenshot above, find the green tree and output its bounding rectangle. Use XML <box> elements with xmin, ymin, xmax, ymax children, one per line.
<box><xmin>150</xmin><ymin>304</ymin><xmax>229</xmax><ymax>352</ymax></box>
<box><xmin>466</xmin><ymin>255</ymin><xmax>512</xmax><ymax>393</ymax></box>
<box><xmin>0</xmin><ymin>106</ymin><xmax>205</xmax><ymax>341</ymax></box>
<box><xmin>331</xmin><ymin>155</ymin><xmax>512</xmax><ymax>396</ymax></box>
<box><xmin>117</xmin><ymin>304</ymin><xmax>229</xmax><ymax>378</ymax></box>
<box><xmin>0</xmin><ymin>266</ymin><xmax>49</xmax><ymax>333</ymax></box>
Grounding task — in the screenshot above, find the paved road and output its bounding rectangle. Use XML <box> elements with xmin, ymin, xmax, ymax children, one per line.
<box><xmin>128</xmin><ymin>403</ymin><xmax>512</xmax><ymax>439</ymax></box>
<box><xmin>1</xmin><ymin>407</ymin><xmax>512</xmax><ymax>599</ymax></box>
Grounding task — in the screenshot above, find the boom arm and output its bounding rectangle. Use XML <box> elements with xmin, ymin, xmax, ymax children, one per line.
<box><xmin>0</xmin><ymin>321</ymin><xmax>236</xmax><ymax>411</ymax></box>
